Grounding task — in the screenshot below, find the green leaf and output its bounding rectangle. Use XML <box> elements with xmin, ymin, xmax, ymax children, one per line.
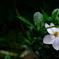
<box><xmin>0</xmin><ymin>37</ymin><xmax>6</xmax><ymax>42</ymax></box>
<box><xmin>26</xmin><ymin>31</ymin><xmax>31</xmax><ymax>38</ymax></box>
<box><xmin>51</xmin><ymin>10</ymin><xmax>58</xmax><ymax>21</ymax></box>
<box><xmin>40</xmin><ymin>8</ymin><xmax>49</xmax><ymax>21</ymax></box>
<box><xmin>17</xmin><ymin>15</ymin><xmax>36</xmax><ymax>30</ymax></box>
<box><xmin>4</xmin><ymin>55</ymin><xmax>11</xmax><ymax>59</ymax></box>
<box><xmin>26</xmin><ymin>31</ymin><xmax>31</xmax><ymax>35</ymax></box>
<box><xmin>37</xmin><ymin>24</ymin><xmax>40</xmax><ymax>30</ymax></box>
<box><xmin>18</xmin><ymin>36</ymin><xmax>30</xmax><ymax>45</ymax></box>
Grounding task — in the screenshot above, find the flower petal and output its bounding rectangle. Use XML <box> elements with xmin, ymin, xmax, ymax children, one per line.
<box><xmin>52</xmin><ymin>37</ymin><xmax>59</xmax><ymax>50</ymax></box>
<box><xmin>56</xmin><ymin>28</ymin><xmax>59</xmax><ymax>32</ymax></box>
<box><xmin>45</xmin><ymin>23</ymin><xmax>50</xmax><ymax>27</ymax></box>
<box><xmin>43</xmin><ymin>35</ymin><xmax>55</xmax><ymax>44</ymax></box>
<box><xmin>50</xmin><ymin>23</ymin><xmax>54</xmax><ymax>26</ymax></box>
<box><xmin>45</xmin><ymin>23</ymin><xmax>54</xmax><ymax>34</ymax></box>
<box><xmin>50</xmin><ymin>23</ymin><xmax>58</xmax><ymax>32</ymax></box>
<box><xmin>57</xmin><ymin>28</ymin><xmax>59</xmax><ymax>30</ymax></box>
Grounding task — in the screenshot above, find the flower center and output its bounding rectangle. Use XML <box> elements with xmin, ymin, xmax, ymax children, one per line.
<box><xmin>53</xmin><ymin>32</ymin><xmax>59</xmax><ymax>37</ymax></box>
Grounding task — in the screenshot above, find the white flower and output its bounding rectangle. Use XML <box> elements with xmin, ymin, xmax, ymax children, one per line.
<box><xmin>43</xmin><ymin>23</ymin><xmax>59</xmax><ymax>50</ymax></box>
<box><xmin>52</xmin><ymin>8</ymin><xmax>59</xmax><ymax>20</ymax></box>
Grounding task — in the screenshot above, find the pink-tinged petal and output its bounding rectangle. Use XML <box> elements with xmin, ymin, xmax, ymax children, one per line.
<box><xmin>52</xmin><ymin>37</ymin><xmax>59</xmax><ymax>50</ymax></box>
<box><xmin>45</xmin><ymin>23</ymin><xmax>54</xmax><ymax>34</ymax></box>
<box><xmin>43</xmin><ymin>35</ymin><xmax>55</xmax><ymax>44</ymax></box>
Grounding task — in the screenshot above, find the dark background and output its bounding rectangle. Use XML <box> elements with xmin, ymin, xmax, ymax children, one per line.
<box><xmin>0</xmin><ymin>0</ymin><xmax>59</xmax><ymax>58</ymax></box>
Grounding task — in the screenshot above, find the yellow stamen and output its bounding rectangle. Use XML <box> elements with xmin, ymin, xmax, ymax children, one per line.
<box><xmin>53</xmin><ymin>32</ymin><xmax>59</xmax><ymax>37</ymax></box>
